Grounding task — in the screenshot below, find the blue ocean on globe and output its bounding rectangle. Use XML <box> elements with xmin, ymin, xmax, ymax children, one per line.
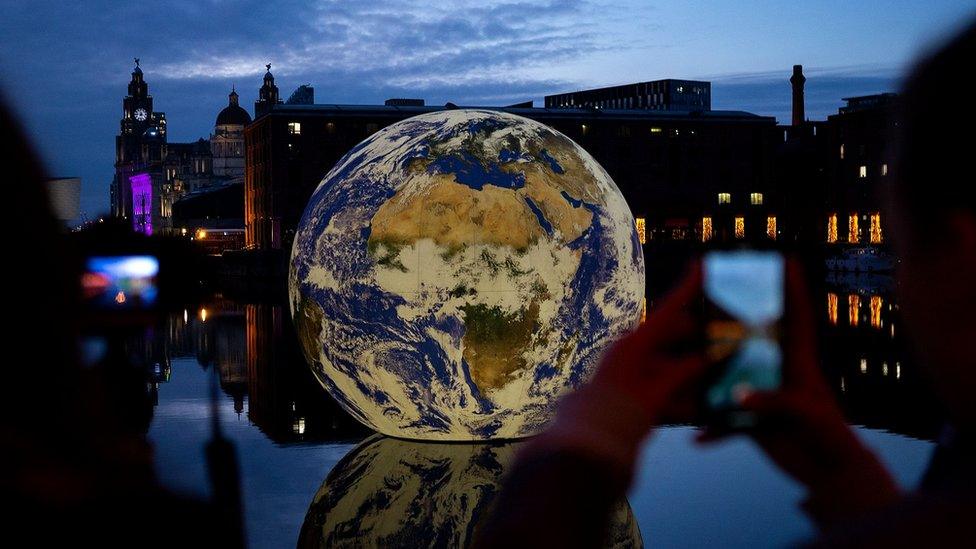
<box><xmin>289</xmin><ymin>109</ymin><xmax>644</xmax><ymax>440</ymax></box>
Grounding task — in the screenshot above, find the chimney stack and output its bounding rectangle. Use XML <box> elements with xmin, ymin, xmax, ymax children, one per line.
<box><xmin>790</xmin><ymin>64</ymin><xmax>806</xmax><ymax>127</ymax></box>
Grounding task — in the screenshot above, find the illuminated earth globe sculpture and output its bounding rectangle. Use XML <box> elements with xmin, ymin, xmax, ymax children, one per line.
<box><xmin>289</xmin><ymin>109</ymin><xmax>644</xmax><ymax>440</ymax></box>
<box><xmin>298</xmin><ymin>436</ymin><xmax>644</xmax><ymax>547</ymax></box>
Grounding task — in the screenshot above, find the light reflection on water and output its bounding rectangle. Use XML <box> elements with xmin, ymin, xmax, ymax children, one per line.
<box><xmin>137</xmin><ymin>272</ymin><xmax>938</xmax><ymax>548</ymax></box>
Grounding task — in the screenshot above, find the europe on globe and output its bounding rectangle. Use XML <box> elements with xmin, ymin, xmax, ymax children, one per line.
<box><xmin>289</xmin><ymin>109</ymin><xmax>644</xmax><ymax>440</ymax></box>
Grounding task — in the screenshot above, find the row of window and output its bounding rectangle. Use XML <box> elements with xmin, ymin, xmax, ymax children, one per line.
<box><xmin>827</xmin><ymin>293</ymin><xmax>894</xmax><ymax>334</ymax></box>
<box><xmin>826</xmin><ymin>213</ymin><xmax>883</xmax><ymax>244</ymax></box>
<box><xmin>289</xmin><ymin>118</ymin><xmax>725</xmax><ymax>142</ymax></box>
<box><xmin>287</xmin><ymin>120</ymin><xmax>380</xmax><ymax>136</ymax></box>
<box><xmin>634</xmin><ymin>215</ymin><xmax>777</xmax><ymax>243</ymax></box>
<box><xmin>717</xmin><ymin>192</ymin><xmax>763</xmax><ymax>205</ymax></box>
<box><xmin>857</xmin><ymin>164</ymin><xmax>889</xmax><ymax>178</ymax></box>
<box><xmin>581</xmin><ymin>124</ymin><xmax>699</xmax><ymax>137</ymax></box>
<box><xmin>555</xmin><ymin>93</ymin><xmax>673</xmax><ymax>110</ymax></box>
<box><xmin>702</xmin><ymin>216</ymin><xmax>777</xmax><ymax>241</ymax></box>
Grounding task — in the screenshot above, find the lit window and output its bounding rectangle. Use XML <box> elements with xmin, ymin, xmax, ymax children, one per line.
<box><xmin>827</xmin><ymin>214</ymin><xmax>838</xmax><ymax>243</ymax></box>
<box><xmin>718</xmin><ymin>193</ymin><xmax>731</xmax><ymax>205</ymax></box>
<box><xmin>288</xmin><ymin>122</ymin><xmax>301</xmax><ymax>135</ymax></box>
<box><xmin>849</xmin><ymin>294</ymin><xmax>861</xmax><ymax>327</ymax></box>
<box><xmin>635</xmin><ymin>217</ymin><xmax>646</xmax><ymax>244</ymax></box>
<box><xmin>881</xmin><ymin>163</ymin><xmax>888</xmax><ymax>176</ymax></box>
<box><xmin>870</xmin><ymin>295</ymin><xmax>882</xmax><ymax>329</ymax></box>
<box><xmin>766</xmin><ymin>216</ymin><xmax>777</xmax><ymax>240</ymax></box>
<box><xmin>848</xmin><ymin>213</ymin><xmax>860</xmax><ymax>244</ymax></box>
<box><xmin>839</xmin><ymin>144</ymin><xmax>845</xmax><ymax>159</ymax></box>
<box><xmin>702</xmin><ymin>217</ymin><xmax>713</xmax><ymax>242</ymax></box>
<box><xmin>650</xmin><ymin>127</ymin><xmax>662</xmax><ymax>134</ymax></box>
<box><xmin>750</xmin><ymin>192</ymin><xmax>763</xmax><ymax>205</ymax></box>
<box><xmin>827</xmin><ymin>293</ymin><xmax>838</xmax><ymax>325</ymax></box>
<box><xmin>858</xmin><ymin>165</ymin><xmax>867</xmax><ymax>178</ymax></box>
<box><xmin>869</xmin><ymin>213</ymin><xmax>882</xmax><ymax>244</ymax></box>
<box><xmin>734</xmin><ymin>217</ymin><xmax>745</xmax><ymax>239</ymax></box>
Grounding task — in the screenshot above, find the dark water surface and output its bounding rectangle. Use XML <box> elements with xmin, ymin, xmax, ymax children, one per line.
<box><xmin>139</xmin><ymin>271</ymin><xmax>939</xmax><ymax>548</ymax></box>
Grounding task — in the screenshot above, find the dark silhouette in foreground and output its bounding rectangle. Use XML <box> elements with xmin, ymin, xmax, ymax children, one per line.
<box><xmin>477</xmin><ymin>20</ymin><xmax>976</xmax><ymax>548</ymax></box>
<box><xmin>0</xmin><ymin>96</ymin><xmax>239</xmax><ymax>546</ymax></box>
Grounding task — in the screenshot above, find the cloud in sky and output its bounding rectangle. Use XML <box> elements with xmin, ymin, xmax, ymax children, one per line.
<box><xmin>0</xmin><ymin>0</ymin><xmax>972</xmax><ymax>220</ymax></box>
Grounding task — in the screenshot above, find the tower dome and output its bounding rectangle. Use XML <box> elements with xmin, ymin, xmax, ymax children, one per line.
<box><xmin>215</xmin><ymin>89</ymin><xmax>252</xmax><ymax>126</ymax></box>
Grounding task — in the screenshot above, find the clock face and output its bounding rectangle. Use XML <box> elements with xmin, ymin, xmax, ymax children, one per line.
<box><xmin>134</xmin><ymin>108</ymin><xmax>148</xmax><ymax>122</ymax></box>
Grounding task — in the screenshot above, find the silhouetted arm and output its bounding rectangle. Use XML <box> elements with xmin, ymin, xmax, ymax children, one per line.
<box><xmin>477</xmin><ymin>265</ymin><xmax>706</xmax><ymax>547</ymax></box>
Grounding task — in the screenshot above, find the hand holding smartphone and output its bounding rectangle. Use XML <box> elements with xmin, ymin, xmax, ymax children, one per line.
<box><xmin>702</xmin><ymin>249</ymin><xmax>785</xmax><ymax>430</ymax></box>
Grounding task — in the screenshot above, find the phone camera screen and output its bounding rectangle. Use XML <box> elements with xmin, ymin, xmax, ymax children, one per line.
<box><xmin>82</xmin><ymin>255</ymin><xmax>160</xmax><ymax>310</ymax></box>
<box><xmin>703</xmin><ymin>251</ymin><xmax>784</xmax><ymax>412</ymax></box>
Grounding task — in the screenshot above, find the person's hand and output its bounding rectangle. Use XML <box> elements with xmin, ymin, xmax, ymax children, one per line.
<box><xmin>586</xmin><ymin>260</ymin><xmax>707</xmax><ymax>426</ymax></box>
<box><xmin>526</xmin><ymin>262</ymin><xmax>708</xmax><ymax>483</ymax></box>
<box><xmin>703</xmin><ymin>259</ymin><xmax>901</xmax><ymax>528</ymax></box>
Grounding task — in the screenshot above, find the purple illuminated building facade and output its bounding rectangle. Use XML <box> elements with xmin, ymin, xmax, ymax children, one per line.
<box><xmin>129</xmin><ymin>173</ymin><xmax>153</xmax><ymax>235</ymax></box>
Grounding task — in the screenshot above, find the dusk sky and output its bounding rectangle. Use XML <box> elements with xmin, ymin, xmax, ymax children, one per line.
<box><xmin>1</xmin><ymin>0</ymin><xmax>973</xmax><ymax>221</ymax></box>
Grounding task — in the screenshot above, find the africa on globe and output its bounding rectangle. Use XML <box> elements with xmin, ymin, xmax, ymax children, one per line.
<box><xmin>289</xmin><ymin>109</ymin><xmax>644</xmax><ymax>440</ymax></box>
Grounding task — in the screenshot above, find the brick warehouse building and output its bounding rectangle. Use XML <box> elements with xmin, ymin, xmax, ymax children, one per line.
<box><xmin>777</xmin><ymin>88</ymin><xmax>898</xmax><ymax>249</ymax></box>
<box><xmin>244</xmin><ymin>73</ymin><xmax>779</xmax><ymax>251</ymax></box>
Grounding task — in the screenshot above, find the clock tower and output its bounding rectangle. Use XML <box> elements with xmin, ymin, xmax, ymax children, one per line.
<box><xmin>254</xmin><ymin>63</ymin><xmax>282</xmax><ymax>118</ymax></box>
<box><xmin>111</xmin><ymin>59</ymin><xmax>168</xmax><ymax>234</ymax></box>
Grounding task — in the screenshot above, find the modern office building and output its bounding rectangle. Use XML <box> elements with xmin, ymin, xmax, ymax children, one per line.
<box><xmin>544</xmin><ymin>79</ymin><xmax>711</xmax><ymax>111</ymax></box>
<box><xmin>45</xmin><ymin>177</ymin><xmax>81</xmax><ymax>224</ymax></box>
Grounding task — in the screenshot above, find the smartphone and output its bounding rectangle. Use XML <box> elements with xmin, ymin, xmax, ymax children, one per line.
<box><xmin>81</xmin><ymin>255</ymin><xmax>160</xmax><ymax>310</ymax></box>
<box><xmin>702</xmin><ymin>250</ymin><xmax>784</xmax><ymax>429</ymax></box>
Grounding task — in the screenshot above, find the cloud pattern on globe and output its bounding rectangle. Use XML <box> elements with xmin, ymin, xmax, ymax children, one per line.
<box><xmin>289</xmin><ymin>109</ymin><xmax>644</xmax><ymax>440</ymax></box>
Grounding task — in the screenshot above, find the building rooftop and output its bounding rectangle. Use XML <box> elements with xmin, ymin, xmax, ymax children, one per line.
<box><xmin>216</xmin><ymin>103</ymin><xmax>252</xmax><ymax>126</ymax></box>
<box><xmin>547</xmin><ymin>78</ymin><xmax>710</xmax><ymax>96</ymax></box>
<box><xmin>837</xmin><ymin>93</ymin><xmax>898</xmax><ymax>114</ymax></box>
<box><xmin>258</xmin><ymin>103</ymin><xmax>772</xmax><ymax>123</ymax></box>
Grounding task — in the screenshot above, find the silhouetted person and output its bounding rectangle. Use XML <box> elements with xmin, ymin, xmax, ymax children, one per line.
<box><xmin>477</xmin><ymin>19</ymin><xmax>976</xmax><ymax>548</ymax></box>
<box><xmin>0</xmin><ymin>96</ymin><xmax>227</xmax><ymax>546</ymax></box>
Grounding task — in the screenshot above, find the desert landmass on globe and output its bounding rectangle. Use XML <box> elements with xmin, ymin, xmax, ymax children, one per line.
<box><xmin>289</xmin><ymin>109</ymin><xmax>644</xmax><ymax>440</ymax></box>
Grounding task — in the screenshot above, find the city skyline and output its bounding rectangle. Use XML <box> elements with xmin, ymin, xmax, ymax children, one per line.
<box><xmin>1</xmin><ymin>0</ymin><xmax>972</xmax><ymax>221</ymax></box>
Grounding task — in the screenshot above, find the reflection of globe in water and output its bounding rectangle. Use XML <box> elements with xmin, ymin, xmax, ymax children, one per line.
<box><xmin>289</xmin><ymin>109</ymin><xmax>645</xmax><ymax>440</ymax></box>
<box><xmin>298</xmin><ymin>435</ymin><xmax>643</xmax><ymax>548</ymax></box>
